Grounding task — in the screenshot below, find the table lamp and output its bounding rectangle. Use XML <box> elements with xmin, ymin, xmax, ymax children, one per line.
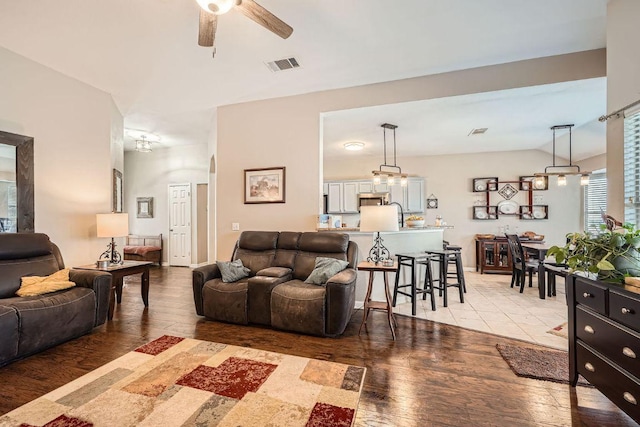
<box><xmin>97</xmin><ymin>213</ymin><xmax>129</xmax><ymax>264</ymax></box>
<box><xmin>359</xmin><ymin>205</ymin><xmax>399</xmax><ymax>264</ymax></box>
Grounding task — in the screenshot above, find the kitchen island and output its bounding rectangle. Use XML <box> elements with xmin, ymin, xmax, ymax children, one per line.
<box><xmin>318</xmin><ymin>226</ymin><xmax>452</xmax><ymax>306</ymax></box>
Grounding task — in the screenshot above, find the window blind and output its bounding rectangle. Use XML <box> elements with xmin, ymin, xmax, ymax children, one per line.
<box><xmin>624</xmin><ymin>111</ymin><xmax>640</xmax><ymax>226</ymax></box>
<box><xmin>584</xmin><ymin>171</ymin><xmax>607</xmax><ymax>233</ymax></box>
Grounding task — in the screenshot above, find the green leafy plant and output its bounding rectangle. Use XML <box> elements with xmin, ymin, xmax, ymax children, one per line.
<box><xmin>547</xmin><ymin>223</ymin><xmax>640</xmax><ymax>283</ymax></box>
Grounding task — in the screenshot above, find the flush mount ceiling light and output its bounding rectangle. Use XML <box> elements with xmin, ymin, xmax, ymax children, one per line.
<box><xmin>534</xmin><ymin>124</ymin><xmax>590</xmax><ymax>187</ymax></box>
<box><xmin>372</xmin><ymin>123</ymin><xmax>409</xmax><ymax>187</ymax></box>
<box><xmin>126</xmin><ymin>130</ymin><xmax>161</xmax><ymax>153</ymax></box>
<box><xmin>343</xmin><ymin>141</ymin><xmax>364</xmax><ymax>151</ymax></box>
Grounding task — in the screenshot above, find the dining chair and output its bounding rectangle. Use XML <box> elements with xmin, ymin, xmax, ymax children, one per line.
<box><xmin>505</xmin><ymin>234</ymin><xmax>539</xmax><ymax>293</ymax></box>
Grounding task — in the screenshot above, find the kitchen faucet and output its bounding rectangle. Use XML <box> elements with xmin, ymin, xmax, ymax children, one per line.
<box><xmin>387</xmin><ymin>201</ymin><xmax>404</xmax><ymax>228</ymax></box>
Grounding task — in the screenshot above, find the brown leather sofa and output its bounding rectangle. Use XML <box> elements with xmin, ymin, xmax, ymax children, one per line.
<box><xmin>0</xmin><ymin>233</ymin><xmax>111</xmax><ymax>367</ymax></box>
<box><xmin>192</xmin><ymin>231</ymin><xmax>358</xmax><ymax>337</ymax></box>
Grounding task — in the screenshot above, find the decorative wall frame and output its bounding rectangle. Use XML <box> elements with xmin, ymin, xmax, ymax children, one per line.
<box><xmin>113</xmin><ymin>169</ymin><xmax>123</xmax><ymax>213</ymax></box>
<box><xmin>136</xmin><ymin>197</ymin><xmax>153</xmax><ymax>218</ymax></box>
<box><xmin>426</xmin><ymin>194</ymin><xmax>438</xmax><ymax>209</ymax></box>
<box><xmin>244</xmin><ymin>167</ymin><xmax>286</xmax><ymax>204</ymax></box>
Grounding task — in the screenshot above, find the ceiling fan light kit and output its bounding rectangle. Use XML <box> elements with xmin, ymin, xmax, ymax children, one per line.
<box><xmin>196</xmin><ymin>0</ymin><xmax>235</xmax><ymax>15</ymax></box>
<box><xmin>196</xmin><ymin>0</ymin><xmax>293</xmax><ymax>55</ymax></box>
<box><xmin>372</xmin><ymin>123</ymin><xmax>409</xmax><ymax>187</ymax></box>
<box><xmin>534</xmin><ymin>124</ymin><xmax>591</xmax><ymax>187</ymax></box>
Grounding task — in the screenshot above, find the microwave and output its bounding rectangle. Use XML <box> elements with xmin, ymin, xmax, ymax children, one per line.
<box><xmin>357</xmin><ymin>193</ymin><xmax>390</xmax><ymax>210</ymax></box>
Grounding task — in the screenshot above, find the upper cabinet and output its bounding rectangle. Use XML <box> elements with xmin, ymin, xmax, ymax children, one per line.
<box><xmin>326</xmin><ymin>182</ymin><xmax>359</xmax><ymax>213</ymax></box>
<box><xmin>325</xmin><ymin>177</ymin><xmax>425</xmax><ymax>214</ymax></box>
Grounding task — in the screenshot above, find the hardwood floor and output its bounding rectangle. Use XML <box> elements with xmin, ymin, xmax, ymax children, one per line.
<box><xmin>0</xmin><ymin>266</ymin><xmax>635</xmax><ymax>426</ymax></box>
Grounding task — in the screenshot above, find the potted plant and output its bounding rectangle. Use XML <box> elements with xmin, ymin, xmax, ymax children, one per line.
<box><xmin>547</xmin><ymin>223</ymin><xmax>640</xmax><ymax>283</ymax></box>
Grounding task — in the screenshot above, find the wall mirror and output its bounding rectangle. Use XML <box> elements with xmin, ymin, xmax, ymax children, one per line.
<box><xmin>0</xmin><ymin>131</ymin><xmax>34</xmax><ymax>232</ymax></box>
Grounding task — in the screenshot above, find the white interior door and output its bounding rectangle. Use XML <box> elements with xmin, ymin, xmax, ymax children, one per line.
<box><xmin>169</xmin><ymin>183</ymin><xmax>191</xmax><ymax>266</ymax></box>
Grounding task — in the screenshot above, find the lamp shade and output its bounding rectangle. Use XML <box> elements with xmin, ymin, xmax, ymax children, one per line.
<box><xmin>96</xmin><ymin>213</ymin><xmax>129</xmax><ymax>238</ymax></box>
<box><xmin>359</xmin><ymin>205</ymin><xmax>399</xmax><ymax>232</ymax></box>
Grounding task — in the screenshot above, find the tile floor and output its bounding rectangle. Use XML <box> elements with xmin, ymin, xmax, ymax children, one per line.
<box><xmin>392</xmin><ymin>270</ymin><xmax>569</xmax><ymax>350</ymax></box>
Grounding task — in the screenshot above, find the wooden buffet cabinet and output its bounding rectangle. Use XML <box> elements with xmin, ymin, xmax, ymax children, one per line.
<box><xmin>568</xmin><ymin>275</ymin><xmax>640</xmax><ymax>424</ymax></box>
<box><xmin>475</xmin><ymin>238</ymin><xmax>512</xmax><ymax>274</ymax></box>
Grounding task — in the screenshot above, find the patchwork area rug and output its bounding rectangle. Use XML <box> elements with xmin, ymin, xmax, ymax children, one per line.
<box><xmin>0</xmin><ymin>335</ymin><xmax>366</xmax><ymax>427</ymax></box>
<box><xmin>496</xmin><ymin>343</ymin><xmax>590</xmax><ymax>387</ymax></box>
<box><xmin>547</xmin><ymin>322</ymin><xmax>569</xmax><ymax>338</ymax></box>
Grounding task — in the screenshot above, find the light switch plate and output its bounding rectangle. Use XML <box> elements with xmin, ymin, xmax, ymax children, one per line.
<box><xmin>232</xmin><ymin>223</ymin><xmax>240</xmax><ymax>231</ymax></box>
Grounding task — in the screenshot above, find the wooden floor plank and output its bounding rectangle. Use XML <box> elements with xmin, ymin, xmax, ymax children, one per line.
<box><xmin>0</xmin><ymin>266</ymin><xmax>636</xmax><ymax>426</ymax></box>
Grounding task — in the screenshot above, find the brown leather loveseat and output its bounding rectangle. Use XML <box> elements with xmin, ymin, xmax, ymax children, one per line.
<box><xmin>192</xmin><ymin>231</ymin><xmax>358</xmax><ymax>337</ymax></box>
<box><xmin>0</xmin><ymin>233</ymin><xmax>111</xmax><ymax>367</ymax></box>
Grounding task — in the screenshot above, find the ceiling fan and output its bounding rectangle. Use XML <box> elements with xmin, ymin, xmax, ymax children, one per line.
<box><xmin>196</xmin><ymin>0</ymin><xmax>293</xmax><ymax>54</ymax></box>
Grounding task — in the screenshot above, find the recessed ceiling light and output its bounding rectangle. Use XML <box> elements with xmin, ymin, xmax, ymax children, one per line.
<box><xmin>468</xmin><ymin>128</ymin><xmax>488</xmax><ymax>136</ymax></box>
<box><xmin>344</xmin><ymin>142</ymin><xmax>365</xmax><ymax>151</ymax></box>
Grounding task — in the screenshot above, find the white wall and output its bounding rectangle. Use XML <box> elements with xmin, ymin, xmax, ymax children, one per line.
<box><xmin>606</xmin><ymin>0</ymin><xmax>640</xmax><ymax>218</ymax></box>
<box><xmin>0</xmin><ymin>46</ymin><xmax>120</xmax><ymax>266</ymax></box>
<box><xmin>325</xmin><ymin>150</ymin><xmax>584</xmax><ymax>267</ymax></box>
<box><xmin>216</xmin><ymin>49</ymin><xmax>606</xmax><ymax>259</ymax></box>
<box><xmin>124</xmin><ymin>143</ymin><xmax>208</xmax><ymax>264</ymax></box>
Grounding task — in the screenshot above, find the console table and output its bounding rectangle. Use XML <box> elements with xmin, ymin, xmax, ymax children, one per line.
<box><xmin>568</xmin><ymin>274</ymin><xmax>640</xmax><ymax>424</ymax></box>
<box><xmin>75</xmin><ymin>261</ymin><xmax>152</xmax><ymax>320</ymax></box>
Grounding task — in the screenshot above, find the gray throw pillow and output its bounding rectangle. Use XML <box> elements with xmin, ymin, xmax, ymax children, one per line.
<box><xmin>217</xmin><ymin>259</ymin><xmax>251</xmax><ymax>283</ymax></box>
<box><xmin>305</xmin><ymin>257</ymin><xmax>349</xmax><ymax>285</ymax></box>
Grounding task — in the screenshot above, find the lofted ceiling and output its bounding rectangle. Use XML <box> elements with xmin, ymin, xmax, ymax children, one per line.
<box><xmin>0</xmin><ymin>1</ymin><xmax>607</xmax><ymax>154</ymax></box>
<box><xmin>323</xmin><ymin>78</ymin><xmax>607</xmax><ymax>161</ymax></box>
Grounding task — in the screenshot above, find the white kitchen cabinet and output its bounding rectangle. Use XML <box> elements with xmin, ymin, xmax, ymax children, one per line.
<box><xmin>342</xmin><ymin>182</ymin><xmax>359</xmax><ymax>212</ymax></box>
<box><xmin>326</xmin><ymin>182</ymin><xmax>359</xmax><ymax>213</ymax></box>
<box><xmin>405</xmin><ymin>179</ymin><xmax>425</xmax><ymax>213</ymax></box>
<box><xmin>387</xmin><ymin>178</ymin><xmax>425</xmax><ymax>213</ymax></box>
<box><xmin>374</xmin><ymin>183</ymin><xmax>389</xmax><ymax>193</ymax></box>
<box><xmin>358</xmin><ymin>181</ymin><xmax>374</xmax><ymax>194</ymax></box>
<box><xmin>389</xmin><ymin>183</ymin><xmax>404</xmax><ymax>207</ymax></box>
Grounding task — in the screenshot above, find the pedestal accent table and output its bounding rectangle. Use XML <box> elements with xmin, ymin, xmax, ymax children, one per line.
<box><xmin>358</xmin><ymin>261</ymin><xmax>398</xmax><ymax>340</ymax></box>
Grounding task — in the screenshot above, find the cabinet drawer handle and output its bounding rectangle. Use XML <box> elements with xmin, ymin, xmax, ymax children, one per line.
<box><xmin>584</xmin><ymin>362</ymin><xmax>595</xmax><ymax>372</ymax></box>
<box><xmin>583</xmin><ymin>292</ymin><xmax>592</xmax><ymax>298</ymax></box>
<box><xmin>622</xmin><ymin>307</ymin><xmax>634</xmax><ymax>315</ymax></box>
<box><xmin>623</xmin><ymin>347</ymin><xmax>637</xmax><ymax>358</ymax></box>
<box><xmin>584</xmin><ymin>325</ymin><xmax>595</xmax><ymax>334</ymax></box>
<box><xmin>624</xmin><ymin>392</ymin><xmax>637</xmax><ymax>405</ymax></box>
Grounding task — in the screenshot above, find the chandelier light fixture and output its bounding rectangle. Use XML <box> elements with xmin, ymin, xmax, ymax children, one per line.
<box><xmin>126</xmin><ymin>129</ymin><xmax>161</xmax><ymax>153</ymax></box>
<box><xmin>136</xmin><ymin>135</ymin><xmax>152</xmax><ymax>153</ymax></box>
<box><xmin>534</xmin><ymin>124</ymin><xmax>590</xmax><ymax>187</ymax></box>
<box><xmin>372</xmin><ymin>123</ymin><xmax>408</xmax><ymax>187</ymax></box>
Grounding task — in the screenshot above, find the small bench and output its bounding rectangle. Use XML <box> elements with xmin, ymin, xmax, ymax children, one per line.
<box><xmin>124</xmin><ymin>234</ymin><xmax>163</xmax><ymax>266</ymax></box>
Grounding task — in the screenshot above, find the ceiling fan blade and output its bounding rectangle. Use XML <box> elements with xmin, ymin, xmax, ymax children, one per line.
<box><xmin>198</xmin><ymin>9</ymin><xmax>217</xmax><ymax>47</ymax></box>
<box><xmin>235</xmin><ymin>0</ymin><xmax>293</xmax><ymax>39</ymax></box>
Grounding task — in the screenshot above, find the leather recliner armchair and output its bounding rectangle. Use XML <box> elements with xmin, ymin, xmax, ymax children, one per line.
<box><xmin>0</xmin><ymin>233</ymin><xmax>111</xmax><ymax>367</ymax></box>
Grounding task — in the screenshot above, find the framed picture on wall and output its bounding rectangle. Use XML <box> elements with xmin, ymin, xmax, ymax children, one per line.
<box><xmin>136</xmin><ymin>197</ymin><xmax>153</xmax><ymax>218</ymax></box>
<box><xmin>244</xmin><ymin>167</ymin><xmax>286</xmax><ymax>204</ymax></box>
<box><xmin>113</xmin><ymin>169</ymin><xmax>123</xmax><ymax>213</ymax></box>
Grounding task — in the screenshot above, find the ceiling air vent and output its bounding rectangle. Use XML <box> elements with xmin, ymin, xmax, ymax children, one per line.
<box><xmin>468</xmin><ymin>128</ymin><xmax>488</xmax><ymax>136</ymax></box>
<box><xmin>265</xmin><ymin>57</ymin><xmax>301</xmax><ymax>72</ymax></box>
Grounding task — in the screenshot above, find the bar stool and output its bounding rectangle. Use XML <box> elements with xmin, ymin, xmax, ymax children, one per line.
<box><xmin>425</xmin><ymin>249</ymin><xmax>465</xmax><ymax>307</ymax></box>
<box><xmin>443</xmin><ymin>241</ymin><xmax>466</xmax><ymax>293</ymax></box>
<box><xmin>393</xmin><ymin>253</ymin><xmax>437</xmax><ymax>315</ymax></box>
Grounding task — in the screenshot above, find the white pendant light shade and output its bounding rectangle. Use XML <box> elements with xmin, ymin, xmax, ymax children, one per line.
<box><xmin>557</xmin><ymin>175</ymin><xmax>567</xmax><ymax>186</ymax></box>
<box><xmin>580</xmin><ymin>174</ymin><xmax>590</xmax><ymax>186</ymax></box>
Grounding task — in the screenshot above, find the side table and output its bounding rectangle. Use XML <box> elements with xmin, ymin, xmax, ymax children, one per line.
<box><xmin>358</xmin><ymin>261</ymin><xmax>399</xmax><ymax>340</ymax></box>
<box><xmin>74</xmin><ymin>261</ymin><xmax>152</xmax><ymax>320</ymax></box>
